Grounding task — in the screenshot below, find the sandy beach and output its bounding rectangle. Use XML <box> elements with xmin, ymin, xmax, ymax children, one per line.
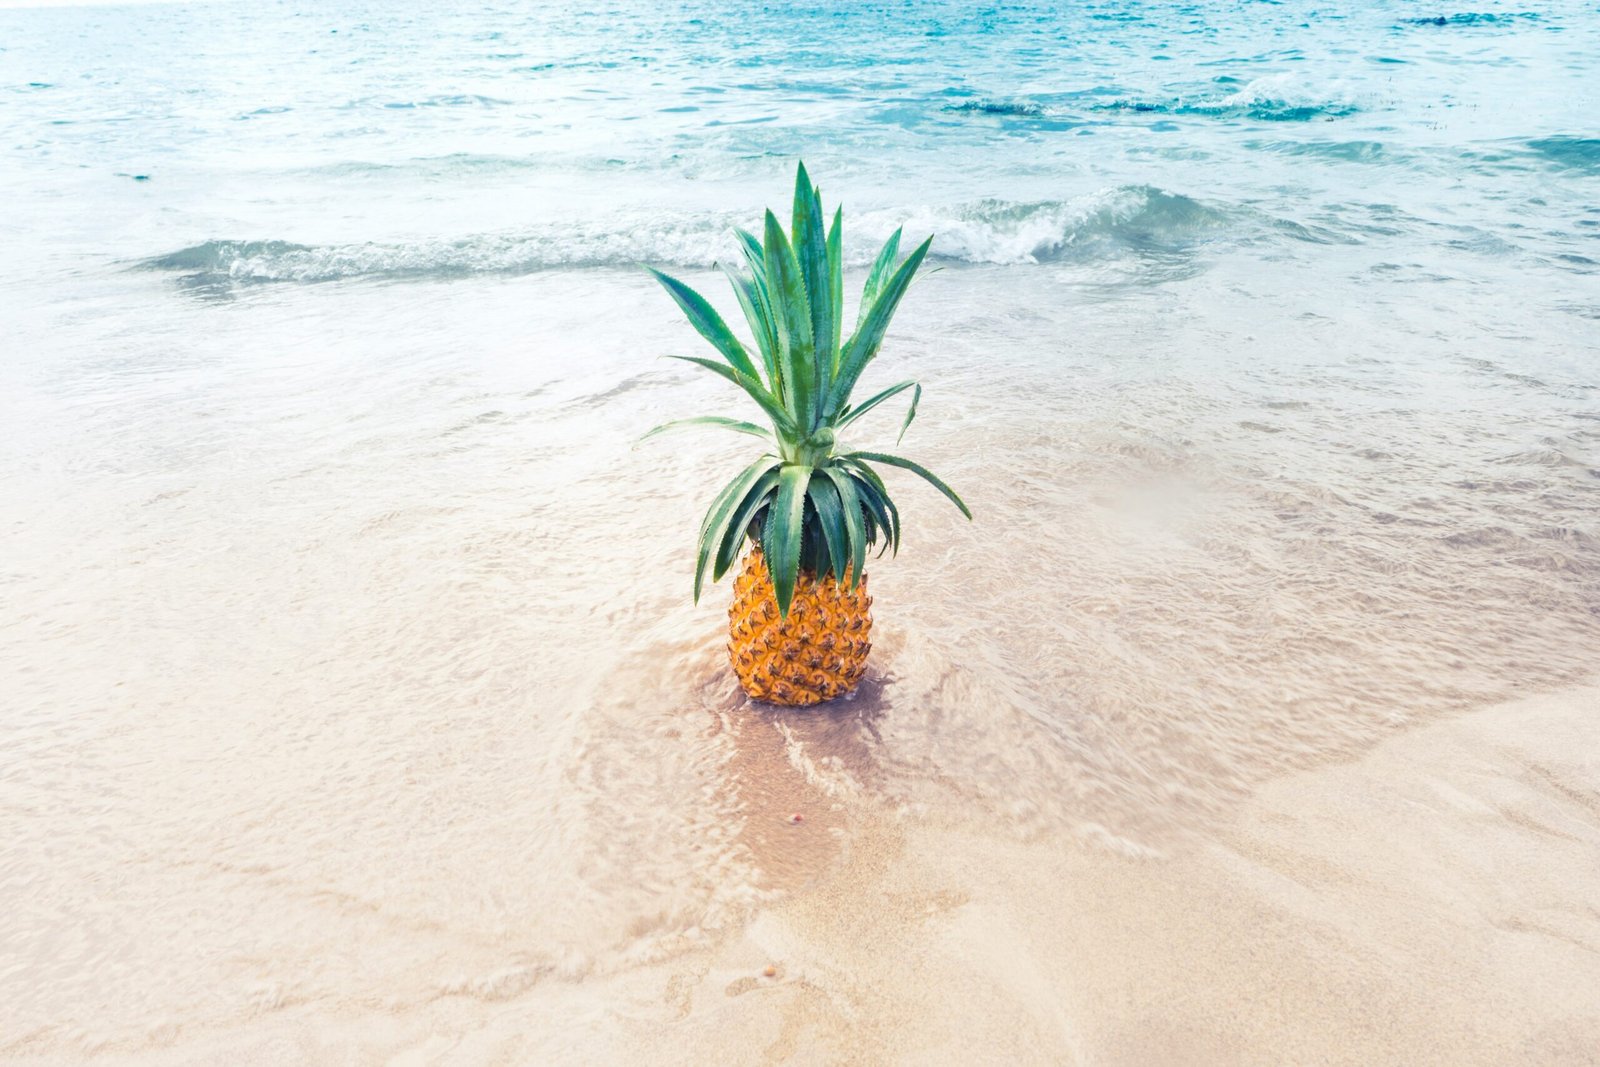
<box><xmin>13</xmin><ymin>684</ymin><xmax>1590</xmax><ymax>1065</ymax></box>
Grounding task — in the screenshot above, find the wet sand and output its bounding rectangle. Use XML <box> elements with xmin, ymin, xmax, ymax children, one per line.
<box><xmin>44</xmin><ymin>683</ymin><xmax>1596</xmax><ymax>1066</ymax></box>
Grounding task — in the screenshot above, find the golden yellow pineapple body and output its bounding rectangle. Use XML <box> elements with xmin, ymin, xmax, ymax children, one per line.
<box><xmin>728</xmin><ymin>549</ymin><xmax>872</xmax><ymax>707</ymax></box>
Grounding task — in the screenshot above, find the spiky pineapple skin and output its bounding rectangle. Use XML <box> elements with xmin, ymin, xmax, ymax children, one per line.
<box><xmin>728</xmin><ymin>549</ymin><xmax>872</xmax><ymax>707</ymax></box>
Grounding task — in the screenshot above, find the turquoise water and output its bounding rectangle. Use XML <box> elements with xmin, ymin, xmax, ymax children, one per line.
<box><xmin>3</xmin><ymin>0</ymin><xmax>1598</xmax><ymax>287</ymax></box>
<box><xmin>2</xmin><ymin>1</ymin><xmax>1599</xmax><ymax>1057</ymax></box>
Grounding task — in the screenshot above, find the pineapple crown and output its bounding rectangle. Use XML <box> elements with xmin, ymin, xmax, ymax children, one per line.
<box><xmin>645</xmin><ymin>161</ymin><xmax>971</xmax><ymax>618</ymax></box>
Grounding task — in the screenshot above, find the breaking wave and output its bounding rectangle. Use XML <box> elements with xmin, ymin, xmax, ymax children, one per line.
<box><xmin>138</xmin><ymin>187</ymin><xmax>1338</xmax><ymax>290</ymax></box>
<box><xmin>941</xmin><ymin>99</ymin><xmax>1047</xmax><ymax>118</ymax></box>
<box><xmin>935</xmin><ymin>78</ymin><xmax>1362</xmax><ymax>125</ymax></box>
<box><xmin>1096</xmin><ymin>76</ymin><xmax>1362</xmax><ymax>122</ymax></box>
<box><xmin>1400</xmin><ymin>12</ymin><xmax>1542</xmax><ymax>27</ymax></box>
<box><xmin>858</xmin><ymin>187</ymin><xmax>1236</xmax><ymax>265</ymax></box>
<box><xmin>137</xmin><ymin>220</ymin><xmax>745</xmax><ymax>290</ymax></box>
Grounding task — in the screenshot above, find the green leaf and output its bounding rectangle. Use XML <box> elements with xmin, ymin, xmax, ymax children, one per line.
<box><xmin>735</xmin><ymin>228</ymin><xmax>766</xmax><ymax>276</ymax></box>
<box><xmin>638</xmin><ymin>416</ymin><xmax>771</xmax><ymax>446</ymax></box>
<box><xmin>762</xmin><ymin>210</ymin><xmax>816</xmax><ymax>429</ymax></box>
<box><xmin>858</xmin><ymin>228</ymin><xmax>902</xmax><ymax>328</ymax></box>
<box><xmin>648</xmin><ymin>268</ymin><xmax>761</xmax><ymax>383</ymax></box>
<box><xmin>896</xmin><ymin>382</ymin><xmax>921</xmax><ymax>444</ymax></box>
<box><xmin>827</xmin><ymin>235</ymin><xmax>932</xmax><ymax>418</ymax></box>
<box><xmin>713</xmin><ymin>469</ymin><xmax>780</xmax><ymax>580</ymax></box>
<box><xmin>792</xmin><ymin>164</ymin><xmax>834</xmax><ymax>397</ymax></box>
<box><xmin>666</xmin><ymin>355</ymin><xmax>796</xmax><ymax>436</ymax></box>
<box><xmin>846</xmin><ymin>450</ymin><xmax>972</xmax><ymax>519</ymax></box>
<box><xmin>859</xmin><ymin>488</ymin><xmax>893</xmax><ymax>556</ymax></box>
<box><xmin>732</xmin><ymin>232</ymin><xmax>781</xmax><ymax>384</ymax></box>
<box><xmin>801</xmin><ymin>506</ymin><xmax>830</xmax><ymax>576</ymax></box>
<box><xmin>838</xmin><ymin>457</ymin><xmax>901</xmax><ymax>553</ymax></box>
<box><xmin>762</xmin><ymin>464</ymin><xmax>813</xmax><ymax>616</ymax></box>
<box><xmin>696</xmin><ymin>458</ymin><xmax>781</xmax><ymax>601</ymax></box>
<box><xmin>827</xmin><ymin>207</ymin><xmax>844</xmax><ymax>363</ymax></box>
<box><xmin>806</xmin><ymin>475</ymin><xmax>849</xmax><ymax>584</ymax></box>
<box><xmin>721</xmin><ymin>265</ymin><xmax>777</xmax><ymax>382</ymax></box>
<box><xmin>839</xmin><ymin>379</ymin><xmax>918</xmax><ymax>430</ymax></box>
<box><xmin>818</xmin><ymin>466</ymin><xmax>868</xmax><ymax>587</ymax></box>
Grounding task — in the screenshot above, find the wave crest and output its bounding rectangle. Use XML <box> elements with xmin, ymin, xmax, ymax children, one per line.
<box><xmin>861</xmin><ymin>186</ymin><xmax>1232</xmax><ymax>265</ymax></box>
<box><xmin>1401</xmin><ymin>12</ymin><xmax>1541</xmax><ymax>27</ymax></box>
<box><xmin>1097</xmin><ymin>76</ymin><xmax>1361</xmax><ymax>122</ymax></box>
<box><xmin>137</xmin><ymin>220</ymin><xmax>741</xmax><ymax>291</ymax></box>
<box><xmin>941</xmin><ymin>99</ymin><xmax>1046</xmax><ymax>117</ymax></box>
<box><xmin>138</xmin><ymin>186</ymin><xmax>1327</xmax><ymax>291</ymax></box>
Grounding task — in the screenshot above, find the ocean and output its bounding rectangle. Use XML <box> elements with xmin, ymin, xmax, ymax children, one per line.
<box><xmin>2</xmin><ymin>0</ymin><xmax>1598</xmax><ymax>1060</ymax></box>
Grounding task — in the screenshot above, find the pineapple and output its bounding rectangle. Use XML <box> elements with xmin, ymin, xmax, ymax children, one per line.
<box><xmin>646</xmin><ymin>162</ymin><xmax>971</xmax><ymax>707</ymax></box>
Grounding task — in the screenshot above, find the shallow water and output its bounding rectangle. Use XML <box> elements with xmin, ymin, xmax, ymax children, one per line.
<box><xmin>2</xmin><ymin>0</ymin><xmax>1598</xmax><ymax>1058</ymax></box>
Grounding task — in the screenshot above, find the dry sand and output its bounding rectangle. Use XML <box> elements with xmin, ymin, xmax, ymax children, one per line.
<box><xmin>70</xmin><ymin>684</ymin><xmax>1599</xmax><ymax>1066</ymax></box>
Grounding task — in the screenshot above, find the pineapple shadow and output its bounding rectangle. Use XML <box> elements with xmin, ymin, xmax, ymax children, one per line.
<box><xmin>695</xmin><ymin>649</ymin><xmax>895</xmax><ymax>893</ymax></box>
